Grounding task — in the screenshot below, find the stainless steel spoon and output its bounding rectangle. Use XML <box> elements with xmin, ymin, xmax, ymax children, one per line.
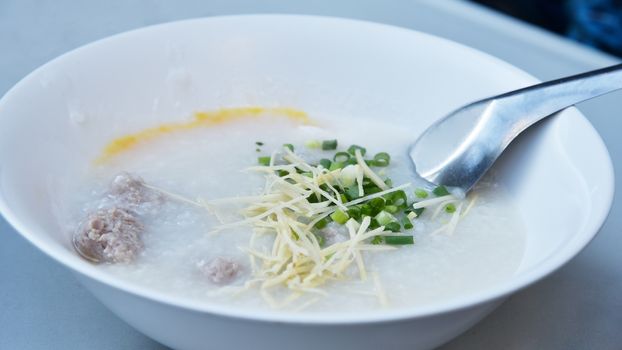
<box><xmin>409</xmin><ymin>63</ymin><xmax>622</xmax><ymax>194</ymax></box>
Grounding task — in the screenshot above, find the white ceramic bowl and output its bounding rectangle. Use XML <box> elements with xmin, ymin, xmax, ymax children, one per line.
<box><xmin>0</xmin><ymin>15</ymin><xmax>614</xmax><ymax>350</ymax></box>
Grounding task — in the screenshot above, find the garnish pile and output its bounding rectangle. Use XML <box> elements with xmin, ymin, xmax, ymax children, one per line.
<box><xmin>211</xmin><ymin>139</ymin><xmax>469</xmax><ymax>307</ymax></box>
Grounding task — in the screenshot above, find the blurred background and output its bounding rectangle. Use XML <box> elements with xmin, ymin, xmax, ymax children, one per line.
<box><xmin>473</xmin><ymin>0</ymin><xmax>622</xmax><ymax>57</ymax></box>
<box><xmin>1</xmin><ymin>1</ymin><xmax>621</xmax><ymax>350</ymax></box>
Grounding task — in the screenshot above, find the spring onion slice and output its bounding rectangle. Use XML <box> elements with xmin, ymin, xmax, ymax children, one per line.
<box><xmin>333</xmin><ymin>152</ymin><xmax>351</xmax><ymax>163</ymax></box>
<box><xmin>445</xmin><ymin>202</ymin><xmax>464</xmax><ymax>235</ymax></box>
<box><xmin>322</xmin><ymin>139</ymin><xmax>337</xmax><ymax>150</ymax></box>
<box><xmin>305</xmin><ymin>140</ymin><xmax>321</xmax><ymax>149</ymax></box>
<box><xmin>430</xmin><ymin>199</ymin><xmax>459</xmax><ymax>219</ymax></box>
<box><xmin>384</xmin><ymin>235</ymin><xmax>414</xmax><ymax>245</ymax></box>
<box><xmin>445</xmin><ymin>203</ymin><xmax>457</xmax><ymax>213</ymax></box>
<box><xmin>432</xmin><ymin>185</ymin><xmax>450</xmax><ymax>196</ymax></box>
<box><xmin>372</xmin><ymin>152</ymin><xmax>391</xmax><ymax>167</ymax></box>
<box><xmin>354</xmin><ymin>149</ymin><xmax>389</xmax><ymax>190</ymax></box>
<box><xmin>414</xmin><ymin>188</ymin><xmax>429</xmax><ymax>198</ymax></box>
<box><xmin>347</xmin><ymin>145</ymin><xmax>367</xmax><ymax>156</ymax></box>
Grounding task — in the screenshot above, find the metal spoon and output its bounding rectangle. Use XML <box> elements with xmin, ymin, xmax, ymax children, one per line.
<box><xmin>409</xmin><ymin>63</ymin><xmax>622</xmax><ymax>194</ymax></box>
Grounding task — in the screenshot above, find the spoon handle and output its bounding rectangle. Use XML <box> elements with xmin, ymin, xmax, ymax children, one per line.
<box><xmin>494</xmin><ymin>63</ymin><xmax>622</xmax><ymax>128</ymax></box>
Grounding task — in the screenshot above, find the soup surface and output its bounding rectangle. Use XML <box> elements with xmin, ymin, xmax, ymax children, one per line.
<box><xmin>64</xmin><ymin>108</ymin><xmax>525</xmax><ymax>313</ymax></box>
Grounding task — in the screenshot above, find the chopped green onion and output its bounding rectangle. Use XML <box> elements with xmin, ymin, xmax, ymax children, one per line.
<box><xmin>340</xmin><ymin>194</ymin><xmax>348</xmax><ymax>203</ymax></box>
<box><xmin>314</xmin><ymin>218</ymin><xmax>329</xmax><ymax>230</ymax></box>
<box><xmin>301</xmin><ymin>172</ymin><xmax>313</xmax><ymax>178</ymax></box>
<box><xmin>375</xmin><ymin>210</ymin><xmax>396</xmax><ymax>226</ymax></box>
<box><xmin>277</xmin><ymin>170</ymin><xmax>288</xmax><ymax>177</ymax></box>
<box><xmin>347</xmin><ymin>206</ymin><xmax>362</xmax><ymax>220</ymax></box>
<box><xmin>258</xmin><ymin>156</ymin><xmax>271</xmax><ymax>166</ymax></box>
<box><xmin>406</xmin><ymin>207</ymin><xmax>425</xmax><ymax>217</ymax></box>
<box><xmin>445</xmin><ymin>203</ymin><xmax>456</xmax><ymax>213</ymax></box>
<box><xmin>345</xmin><ymin>186</ymin><xmax>361</xmax><ymax>200</ymax></box>
<box><xmin>369</xmin><ymin>218</ymin><xmax>380</xmax><ymax>229</ymax></box>
<box><xmin>401</xmin><ymin>216</ymin><xmax>413</xmax><ymax>230</ymax></box>
<box><xmin>395</xmin><ymin>190</ymin><xmax>408</xmax><ymax>207</ymax></box>
<box><xmin>367</xmin><ymin>182</ymin><xmax>382</xmax><ymax>190</ymax></box>
<box><xmin>283</xmin><ymin>143</ymin><xmax>294</xmax><ymax>151</ymax></box>
<box><xmin>333</xmin><ymin>152</ymin><xmax>351</xmax><ymax>163</ymax></box>
<box><xmin>372</xmin><ymin>152</ymin><xmax>391</xmax><ymax>167</ymax></box>
<box><xmin>361</xmin><ymin>204</ymin><xmax>373</xmax><ymax>217</ymax></box>
<box><xmin>384</xmin><ymin>235</ymin><xmax>414</xmax><ymax>245</ymax></box>
<box><xmin>329</xmin><ymin>162</ymin><xmax>345</xmax><ymax>171</ymax></box>
<box><xmin>347</xmin><ymin>145</ymin><xmax>367</xmax><ymax>156</ymax></box>
<box><xmin>370</xmin><ymin>204</ymin><xmax>383</xmax><ymax>216</ymax></box>
<box><xmin>364</xmin><ymin>186</ymin><xmax>383</xmax><ymax>195</ymax></box>
<box><xmin>371</xmin><ymin>235</ymin><xmax>383</xmax><ymax>245</ymax></box>
<box><xmin>384</xmin><ymin>222</ymin><xmax>401</xmax><ymax>232</ymax></box>
<box><xmin>385</xmin><ymin>190</ymin><xmax>407</xmax><ymax>208</ymax></box>
<box><xmin>384</xmin><ymin>205</ymin><xmax>398</xmax><ymax>214</ymax></box>
<box><xmin>347</xmin><ymin>157</ymin><xmax>358</xmax><ymax>165</ymax></box>
<box><xmin>319</xmin><ymin>158</ymin><xmax>332</xmax><ymax>169</ymax></box>
<box><xmin>432</xmin><ymin>185</ymin><xmax>450</xmax><ymax>196</ymax></box>
<box><xmin>330</xmin><ymin>209</ymin><xmax>349</xmax><ymax>225</ymax></box>
<box><xmin>291</xmin><ymin>230</ymin><xmax>300</xmax><ymax>240</ymax></box>
<box><xmin>369</xmin><ymin>197</ymin><xmax>386</xmax><ymax>210</ymax></box>
<box><xmin>255</xmin><ymin>141</ymin><xmax>264</xmax><ymax>146</ymax></box>
<box><xmin>314</xmin><ymin>233</ymin><xmax>326</xmax><ymax>247</ymax></box>
<box><xmin>322</xmin><ymin>139</ymin><xmax>338</xmax><ymax>150</ymax></box>
<box><xmin>415</xmin><ymin>188</ymin><xmax>429</xmax><ymax>198</ymax></box>
<box><xmin>305</xmin><ymin>140</ymin><xmax>321</xmax><ymax>149</ymax></box>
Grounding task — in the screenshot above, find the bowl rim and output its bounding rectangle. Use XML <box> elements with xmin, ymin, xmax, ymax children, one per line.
<box><xmin>0</xmin><ymin>14</ymin><xmax>615</xmax><ymax>325</ymax></box>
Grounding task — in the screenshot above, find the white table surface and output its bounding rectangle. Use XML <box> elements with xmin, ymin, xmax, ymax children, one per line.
<box><xmin>1</xmin><ymin>1</ymin><xmax>621</xmax><ymax>349</ymax></box>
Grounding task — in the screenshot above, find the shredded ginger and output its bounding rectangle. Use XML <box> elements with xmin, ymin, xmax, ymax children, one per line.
<box><xmin>196</xmin><ymin>145</ymin><xmax>475</xmax><ymax>308</ymax></box>
<box><xmin>209</xmin><ymin>147</ymin><xmax>412</xmax><ymax>306</ymax></box>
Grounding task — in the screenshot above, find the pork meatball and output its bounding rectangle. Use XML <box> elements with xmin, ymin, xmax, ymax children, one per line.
<box><xmin>197</xmin><ymin>257</ymin><xmax>241</xmax><ymax>284</ymax></box>
<box><xmin>108</xmin><ymin>172</ymin><xmax>162</xmax><ymax>211</ymax></box>
<box><xmin>73</xmin><ymin>207</ymin><xmax>144</xmax><ymax>263</ymax></box>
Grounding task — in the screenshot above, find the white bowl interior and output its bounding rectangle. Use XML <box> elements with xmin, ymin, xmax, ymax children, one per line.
<box><xmin>0</xmin><ymin>16</ymin><xmax>613</xmax><ymax>322</ymax></box>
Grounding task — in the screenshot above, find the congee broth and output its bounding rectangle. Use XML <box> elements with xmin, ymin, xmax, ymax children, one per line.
<box><xmin>67</xmin><ymin>107</ymin><xmax>525</xmax><ymax>312</ymax></box>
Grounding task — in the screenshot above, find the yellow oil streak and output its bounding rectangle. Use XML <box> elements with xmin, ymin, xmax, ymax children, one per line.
<box><xmin>95</xmin><ymin>107</ymin><xmax>311</xmax><ymax>163</ymax></box>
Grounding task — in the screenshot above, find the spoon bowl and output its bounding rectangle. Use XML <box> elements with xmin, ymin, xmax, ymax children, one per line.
<box><xmin>410</xmin><ymin>63</ymin><xmax>622</xmax><ymax>193</ymax></box>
